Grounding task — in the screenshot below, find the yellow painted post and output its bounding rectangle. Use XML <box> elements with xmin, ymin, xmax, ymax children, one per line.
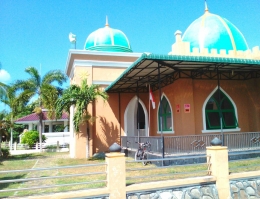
<box><xmin>207</xmin><ymin>146</ymin><xmax>230</xmax><ymax>199</ymax></box>
<box><xmin>106</xmin><ymin>152</ymin><xmax>126</xmax><ymax>199</ymax></box>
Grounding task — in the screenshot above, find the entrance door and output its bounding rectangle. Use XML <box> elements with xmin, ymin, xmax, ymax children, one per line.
<box><xmin>124</xmin><ymin>97</ymin><xmax>148</xmax><ymax>136</ymax></box>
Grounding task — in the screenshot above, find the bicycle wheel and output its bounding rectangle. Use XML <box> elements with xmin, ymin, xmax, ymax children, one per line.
<box><xmin>142</xmin><ymin>152</ymin><xmax>148</xmax><ymax>166</ymax></box>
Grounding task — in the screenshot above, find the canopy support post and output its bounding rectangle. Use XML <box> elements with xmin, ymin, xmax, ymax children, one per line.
<box><xmin>217</xmin><ymin>67</ymin><xmax>224</xmax><ymax>146</ymax></box>
<box><xmin>118</xmin><ymin>92</ymin><xmax>121</xmax><ymax>146</ymax></box>
<box><xmin>137</xmin><ymin>81</ymin><xmax>140</xmax><ymax>143</ymax></box>
<box><xmin>158</xmin><ymin>63</ymin><xmax>164</xmax><ymax>166</ymax></box>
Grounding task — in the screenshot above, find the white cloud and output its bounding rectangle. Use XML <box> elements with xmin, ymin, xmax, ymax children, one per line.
<box><xmin>0</xmin><ymin>69</ymin><xmax>11</xmax><ymax>83</ymax></box>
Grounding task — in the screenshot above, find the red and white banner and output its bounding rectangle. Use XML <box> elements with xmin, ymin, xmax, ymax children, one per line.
<box><xmin>149</xmin><ymin>88</ymin><xmax>155</xmax><ymax>109</ymax></box>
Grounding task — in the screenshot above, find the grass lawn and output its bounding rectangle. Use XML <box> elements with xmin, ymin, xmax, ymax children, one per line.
<box><xmin>0</xmin><ymin>152</ymin><xmax>260</xmax><ymax>198</ymax></box>
<box><xmin>0</xmin><ymin>152</ymin><xmax>106</xmax><ymax>198</ymax></box>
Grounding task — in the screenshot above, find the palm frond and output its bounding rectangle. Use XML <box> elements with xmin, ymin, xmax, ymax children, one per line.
<box><xmin>25</xmin><ymin>67</ymin><xmax>41</xmax><ymax>86</ymax></box>
<box><xmin>56</xmin><ymin>79</ymin><xmax>108</xmax><ymax>132</ymax></box>
<box><xmin>0</xmin><ymin>82</ymin><xmax>9</xmax><ymax>101</ymax></box>
<box><xmin>42</xmin><ymin>70</ymin><xmax>67</xmax><ymax>85</ymax></box>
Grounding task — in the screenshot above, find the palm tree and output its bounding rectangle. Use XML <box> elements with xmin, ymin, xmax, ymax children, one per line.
<box><xmin>0</xmin><ymin>84</ymin><xmax>30</xmax><ymax>148</ymax></box>
<box><xmin>0</xmin><ymin>82</ymin><xmax>8</xmax><ymax>101</ymax></box>
<box><xmin>0</xmin><ymin>111</ymin><xmax>10</xmax><ymax>156</ymax></box>
<box><xmin>0</xmin><ymin>63</ymin><xmax>7</xmax><ymax>101</ymax></box>
<box><xmin>55</xmin><ymin>79</ymin><xmax>108</xmax><ymax>157</ymax></box>
<box><xmin>15</xmin><ymin>67</ymin><xmax>67</xmax><ymax>151</ymax></box>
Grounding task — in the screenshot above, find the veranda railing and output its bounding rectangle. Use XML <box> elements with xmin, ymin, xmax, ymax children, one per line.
<box><xmin>121</xmin><ymin>132</ymin><xmax>260</xmax><ymax>155</ymax></box>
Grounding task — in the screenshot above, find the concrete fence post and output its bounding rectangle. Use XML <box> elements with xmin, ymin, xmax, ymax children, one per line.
<box><xmin>207</xmin><ymin>145</ymin><xmax>230</xmax><ymax>199</ymax></box>
<box><xmin>106</xmin><ymin>143</ymin><xmax>126</xmax><ymax>199</ymax></box>
<box><xmin>36</xmin><ymin>142</ymin><xmax>38</xmax><ymax>150</ymax></box>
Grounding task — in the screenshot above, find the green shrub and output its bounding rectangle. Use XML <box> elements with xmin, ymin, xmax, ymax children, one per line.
<box><xmin>1</xmin><ymin>148</ymin><xmax>10</xmax><ymax>158</ymax></box>
<box><xmin>21</xmin><ymin>130</ymin><xmax>47</xmax><ymax>148</ymax></box>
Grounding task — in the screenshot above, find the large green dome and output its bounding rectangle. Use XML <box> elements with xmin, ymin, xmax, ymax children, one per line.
<box><xmin>182</xmin><ymin>8</ymin><xmax>249</xmax><ymax>53</ymax></box>
<box><xmin>84</xmin><ymin>18</ymin><xmax>132</xmax><ymax>52</ymax></box>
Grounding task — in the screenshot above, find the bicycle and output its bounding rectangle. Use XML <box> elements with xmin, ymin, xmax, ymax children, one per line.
<box><xmin>135</xmin><ymin>141</ymin><xmax>151</xmax><ymax>166</ymax></box>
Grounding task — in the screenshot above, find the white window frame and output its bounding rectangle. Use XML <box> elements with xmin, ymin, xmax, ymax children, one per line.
<box><xmin>124</xmin><ymin>96</ymin><xmax>149</xmax><ymax>136</ymax></box>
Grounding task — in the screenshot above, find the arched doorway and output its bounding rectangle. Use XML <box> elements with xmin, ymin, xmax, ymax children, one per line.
<box><xmin>124</xmin><ymin>97</ymin><xmax>148</xmax><ymax>136</ymax></box>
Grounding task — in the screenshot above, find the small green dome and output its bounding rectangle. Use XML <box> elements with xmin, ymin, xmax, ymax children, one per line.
<box><xmin>182</xmin><ymin>8</ymin><xmax>249</xmax><ymax>53</ymax></box>
<box><xmin>84</xmin><ymin>18</ymin><xmax>132</xmax><ymax>52</ymax></box>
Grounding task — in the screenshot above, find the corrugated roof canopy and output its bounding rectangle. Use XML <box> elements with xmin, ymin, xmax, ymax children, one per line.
<box><xmin>105</xmin><ymin>54</ymin><xmax>260</xmax><ymax>93</ymax></box>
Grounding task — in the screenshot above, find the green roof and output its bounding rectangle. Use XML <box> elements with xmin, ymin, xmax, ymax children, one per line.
<box><xmin>85</xmin><ymin>26</ymin><xmax>132</xmax><ymax>52</ymax></box>
<box><xmin>182</xmin><ymin>12</ymin><xmax>249</xmax><ymax>53</ymax></box>
<box><xmin>105</xmin><ymin>53</ymin><xmax>260</xmax><ymax>93</ymax></box>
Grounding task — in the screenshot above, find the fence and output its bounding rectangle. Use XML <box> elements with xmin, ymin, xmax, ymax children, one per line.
<box><xmin>126</xmin><ymin>155</ymin><xmax>210</xmax><ymax>183</ymax></box>
<box><xmin>121</xmin><ymin>132</ymin><xmax>260</xmax><ymax>155</ymax></box>
<box><xmin>0</xmin><ymin>162</ymin><xmax>107</xmax><ymax>198</ymax></box>
<box><xmin>1</xmin><ymin>143</ymin><xmax>260</xmax><ymax>198</ymax></box>
<box><xmin>1</xmin><ymin>141</ymin><xmax>69</xmax><ymax>151</ymax></box>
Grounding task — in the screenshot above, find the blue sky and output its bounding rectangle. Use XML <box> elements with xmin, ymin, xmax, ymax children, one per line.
<box><xmin>0</xmin><ymin>0</ymin><xmax>260</xmax><ymax>110</ymax></box>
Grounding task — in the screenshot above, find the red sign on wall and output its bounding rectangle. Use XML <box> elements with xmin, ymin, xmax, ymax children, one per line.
<box><xmin>176</xmin><ymin>104</ymin><xmax>180</xmax><ymax>113</ymax></box>
<box><xmin>184</xmin><ymin>104</ymin><xmax>190</xmax><ymax>113</ymax></box>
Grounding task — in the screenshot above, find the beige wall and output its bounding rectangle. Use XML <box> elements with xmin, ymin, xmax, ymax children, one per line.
<box><xmin>93</xmin><ymin>67</ymin><xmax>126</xmax><ymax>82</ymax></box>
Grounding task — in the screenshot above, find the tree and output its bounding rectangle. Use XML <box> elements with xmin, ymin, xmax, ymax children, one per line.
<box><xmin>0</xmin><ymin>84</ymin><xmax>30</xmax><ymax>147</ymax></box>
<box><xmin>0</xmin><ymin>111</ymin><xmax>10</xmax><ymax>156</ymax></box>
<box><xmin>14</xmin><ymin>67</ymin><xmax>67</xmax><ymax>151</ymax></box>
<box><xmin>0</xmin><ymin>63</ymin><xmax>8</xmax><ymax>101</ymax></box>
<box><xmin>0</xmin><ymin>82</ymin><xmax>8</xmax><ymax>102</ymax></box>
<box><xmin>21</xmin><ymin>130</ymin><xmax>47</xmax><ymax>148</ymax></box>
<box><xmin>56</xmin><ymin>79</ymin><xmax>108</xmax><ymax>132</ymax></box>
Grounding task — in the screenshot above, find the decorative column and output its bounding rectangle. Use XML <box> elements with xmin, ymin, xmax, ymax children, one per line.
<box><xmin>28</xmin><ymin>123</ymin><xmax>33</xmax><ymax>131</ymax></box>
<box><xmin>206</xmin><ymin>137</ymin><xmax>230</xmax><ymax>199</ymax></box>
<box><xmin>106</xmin><ymin>143</ymin><xmax>126</xmax><ymax>199</ymax></box>
<box><xmin>49</xmin><ymin>122</ymin><xmax>53</xmax><ymax>133</ymax></box>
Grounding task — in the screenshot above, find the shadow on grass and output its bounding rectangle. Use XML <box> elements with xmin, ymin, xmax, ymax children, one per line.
<box><xmin>4</xmin><ymin>154</ymin><xmax>47</xmax><ymax>161</ymax></box>
<box><xmin>88</xmin><ymin>156</ymin><xmax>105</xmax><ymax>161</ymax></box>
<box><xmin>0</xmin><ymin>174</ymin><xmax>27</xmax><ymax>190</ymax></box>
<box><xmin>1</xmin><ymin>152</ymin><xmax>68</xmax><ymax>162</ymax></box>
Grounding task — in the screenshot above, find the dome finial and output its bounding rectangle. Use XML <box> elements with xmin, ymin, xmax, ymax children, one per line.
<box><xmin>205</xmin><ymin>0</ymin><xmax>209</xmax><ymax>13</ymax></box>
<box><xmin>105</xmin><ymin>16</ymin><xmax>109</xmax><ymax>27</ymax></box>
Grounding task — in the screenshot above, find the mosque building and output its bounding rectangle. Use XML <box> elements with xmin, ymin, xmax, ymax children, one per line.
<box><xmin>66</xmin><ymin>5</ymin><xmax>260</xmax><ymax>158</ymax></box>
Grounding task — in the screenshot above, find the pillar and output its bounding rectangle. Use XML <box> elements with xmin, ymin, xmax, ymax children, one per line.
<box><xmin>206</xmin><ymin>145</ymin><xmax>230</xmax><ymax>199</ymax></box>
<box><xmin>106</xmin><ymin>152</ymin><xmax>126</xmax><ymax>199</ymax></box>
<box><xmin>49</xmin><ymin>122</ymin><xmax>53</xmax><ymax>133</ymax></box>
<box><xmin>28</xmin><ymin>123</ymin><xmax>33</xmax><ymax>131</ymax></box>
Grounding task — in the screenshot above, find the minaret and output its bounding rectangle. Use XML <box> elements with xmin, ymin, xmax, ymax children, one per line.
<box><xmin>105</xmin><ymin>16</ymin><xmax>109</xmax><ymax>27</ymax></box>
<box><xmin>205</xmin><ymin>0</ymin><xmax>209</xmax><ymax>13</ymax></box>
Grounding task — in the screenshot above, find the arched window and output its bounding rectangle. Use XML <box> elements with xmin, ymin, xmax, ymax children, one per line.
<box><xmin>158</xmin><ymin>95</ymin><xmax>173</xmax><ymax>133</ymax></box>
<box><xmin>205</xmin><ymin>89</ymin><xmax>238</xmax><ymax>130</ymax></box>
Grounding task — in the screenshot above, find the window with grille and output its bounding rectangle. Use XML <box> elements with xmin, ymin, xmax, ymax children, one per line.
<box><xmin>205</xmin><ymin>89</ymin><xmax>238</xmax><ymax>130</ymax></box>
<box><xmin>158</xmin><ymin>96</ymin><xmax>172</xmax><ymax>131</ymax></box>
